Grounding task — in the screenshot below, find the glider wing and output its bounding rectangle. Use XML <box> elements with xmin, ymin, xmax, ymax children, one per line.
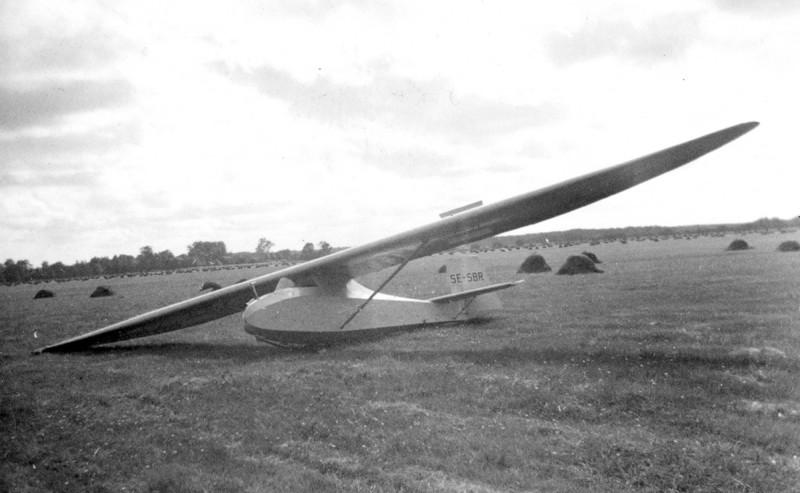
<box><xmin>34</xmin><ymin>121</ymin><xmax>758</xmax><ymax>353</ymax></box>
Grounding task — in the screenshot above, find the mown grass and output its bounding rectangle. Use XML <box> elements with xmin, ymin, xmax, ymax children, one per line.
<box><xmin>2</xmin><ymin>232</ymin><xmax>799</xmax><ymax>491</ymax></box>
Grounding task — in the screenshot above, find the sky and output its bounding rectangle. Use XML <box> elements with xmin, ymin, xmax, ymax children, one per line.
<box><xmin>1</xmin><ymin>0</ymin><xmax>797</xmax><ymax>266</ymax></box>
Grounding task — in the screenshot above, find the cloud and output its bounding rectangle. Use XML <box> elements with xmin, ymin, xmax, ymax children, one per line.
<box><xmin>715</xmin><ymin>0</ymin><xmax>800</xmax><ymax>17</ymax></box>
<box><xmin>546</xmin><ymin>12</ymin><xmax>702</xmax><ymax>66</ymax></box>
<box><xmin>0</xmin><ymin>118</ymin><xmax>140</xmax><ymax>163</ymax></box>
<box><xmin>355</xmin><ymin>144</ymin><xmax>459</xmax><ymax>178</ymax></box>
<box><xmin>213</xmin><ymin>62</ymin><xmax>560</xmax><ymax>144</ymax></box>
<box><xmin>0</xmin><ymin>1</ymin><xmax>129</xmax><ymax>76</ymax></box>
<box><xmin>0</xmin><ymin>78</ymin><xmax>135</xmax><ymax>130</ymax></box>
<box><xmin>0</xmin><ymin>29</ymin><xmax>121</xmax><ymax>76</ymax></box>
<box><xmin>270</xmin><ymin>0</ymin><xmax>395</xmax><ymax>21</ymax></box>
<box><xmin>0</xmin><ymin>169</ymin><xmax>99</xmax><ymax>189</ymax></box>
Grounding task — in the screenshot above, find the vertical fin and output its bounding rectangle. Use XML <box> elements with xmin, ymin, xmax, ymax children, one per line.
<box><xmin>442</xmin><ymin>255</ymin><xmax>503</xmax><ymax>316</ymax></box>
<box><xmin>444</xmin><ymin>255</ymin><xmax>490</xmax><ymax>294</ymax></box>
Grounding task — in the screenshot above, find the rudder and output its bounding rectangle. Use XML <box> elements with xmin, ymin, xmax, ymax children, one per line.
<box><xmin>441</xmin><ymin>255</ymin><xmax>503</xmax><ymax>315</ymax></box>
<box><xmin>444</xmin><ymin>255</ymin><xmax>490</xmax><ymax>294</ymax></box>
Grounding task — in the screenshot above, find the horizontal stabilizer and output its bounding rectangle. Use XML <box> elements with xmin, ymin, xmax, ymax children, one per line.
<box><xmin>429</xmin><ymin>280</ymin><xmax>522</xmax><ymax>304</ymax></box>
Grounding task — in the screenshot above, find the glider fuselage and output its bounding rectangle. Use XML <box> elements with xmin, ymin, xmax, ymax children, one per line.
<box><xmin>242</xmin><ymin>256</ymin><xmax>514</xmax><ymax>347</ymax></box>
<box><xmin>242</xmin><ymin>279</ymin><xmax>488</xmax><ymax>347</ymax></box>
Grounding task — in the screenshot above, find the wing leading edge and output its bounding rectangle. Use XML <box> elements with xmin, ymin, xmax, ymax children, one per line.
<box><xmin>34</xmin><ymin>121</ymin><xmax>759</xmax><ymax>353</ymax></box>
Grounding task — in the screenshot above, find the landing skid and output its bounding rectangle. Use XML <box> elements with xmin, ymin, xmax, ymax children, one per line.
<box><xmin>251</xmin><ymin>319</ymin><xmax>466</xmax><ymax>349</ymax></box>
<box><xmin>253</xmin><ymin>337</ymin><xmax>316</xmax><ymax>350</ymax></box>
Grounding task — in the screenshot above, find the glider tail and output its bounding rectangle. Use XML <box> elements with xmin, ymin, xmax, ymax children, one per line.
<box><xmin>438</xmin><ymin>255</ymin><xmax>505</xmax><ymax>315</ymax></box>
<box><xmin>444</xmin><ymin>255</ymin><xmax>492</xmax><ymax>294</ymax></box>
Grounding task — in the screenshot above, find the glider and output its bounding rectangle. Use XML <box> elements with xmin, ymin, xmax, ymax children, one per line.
<box><xmin>34</xmin><ymin>122</ymin><xmax>758</xmax><ymax>353</ymax></box>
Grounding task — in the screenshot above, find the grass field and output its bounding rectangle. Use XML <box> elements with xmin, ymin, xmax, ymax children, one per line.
<box><xmin>2</xmin><ymin>232</ymin><xmax>799</xmax><ymax>492</ymax></box>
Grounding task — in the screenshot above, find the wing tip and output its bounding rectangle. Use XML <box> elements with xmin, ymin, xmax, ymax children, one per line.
<box><xmin>732</xmin><ymin>121</ymin><xmax>760</xmax><ymax>137</ymax></box>
<box><xmin>31</xmin><ymin>343</ymin><xmax>72</xmax><ymax>355</ymax></box>
<box><xmin>741</xmin><ymin>121</ymin><xmax>760</xmax><ymax>131</ymax></box>
<box><xmin>31</xmin><ymin>342</ymin><xmax>74</xmax><ymax>355</ymax></box>
<box><xmin>32</xmin><ymin>332</ymin><xmax>103</xmax><ymax>355</ymax></box>
<box><xmin>719</xmin><ymin>121</ymin><xmax>759</xmax><ymax>140</ymax></box>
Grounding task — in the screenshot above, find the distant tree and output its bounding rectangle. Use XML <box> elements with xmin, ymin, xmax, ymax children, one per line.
<box><xmin>155</xmin><ymin>250</ymin><xmax>175</xmax><ymax>270</ymax></box>
<box><xmin>73</xmin><ymin>260</ymin><xmax>92</xmax><ymax>277</ymax></box>
<box><xmin>751</xmin><ymin>217</ymin><xmax>783</xmax><ymax>231</ymax></box>
<box><xmin>318</xmin><ymin>241</ymin><xmax>332</xmax><ymax>257</ymax></box>
<box><xmin>137</xmin><ymin>246</ymin><xmax>156</xmax><ymax>271</ymax></box>
<box><xmin>491</xmin><ymin>240</ymin><xmax>504</xmax><ymax>249</ymax></box>
<box><xmin>2</xmin><ymin>259</ymin><xmax>13</xmax><ymax>282</ymax></box>
<box><xmin>2</xmin><ymin>259</ymin><xmax>31</xmax><ymax>283</ymax></box>
<box><xmin>274</xmin><ymin>249</ymin><xmax>292</xmax><ymax>260</ymax></box>
<box><xmin>256</xmin><ymin>238</ymin><xmax>274</xmax><ymax>260</ymax></box>
<box><xmin>88</xmin><ymin>257</ymin><xmax>108</xmax><ymax>275</ymax></box>
<box><xmin>300</xmin><ymin>242</ymin><xmax>315</xmax><ymax>260</ymax></box>
<box><xmin>48</xmin><ymin>261</ymin><xmax>68</xmax><ymax>279</ymax></box>
<box><xmin>174</xmin><ymin>254</ymin><xmax>191</xmax><ymax>268</ymax></box>
<box><xmin>187</xmin><ymin>241</ymin><xmax>227</xmax><ymax>265</ymax></box>
<box><xmin>30</xmin><ymin>260</ymin><xmax>51</xmax><ymax>280</ymax></box>
<box><xmin>110</xmin><ymin>254</ymin><xmax>136</xmax><ymax>274</ymax></box>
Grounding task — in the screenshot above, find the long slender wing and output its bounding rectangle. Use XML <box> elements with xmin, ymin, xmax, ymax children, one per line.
<box><xmin>34</xmin><ymin>121</ymin><xmax>758</xmax><ymax>353</ymax></box>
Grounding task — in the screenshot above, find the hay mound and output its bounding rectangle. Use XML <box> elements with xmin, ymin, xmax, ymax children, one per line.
<box><xmin>726</xmin><ymin>239</ymin><xmax>750</xmax><ymax>251</ymax></box>
<box><xmin>582</xmin><ymin>251</ymin><xmax>601</xmax><ymax>263</ymax></box>
<box><xmin>90</xmin><ymin>286</ymin><xmax>114</xmax><ymax>298</ymax></box>
<box><xmin>517</xmin><ymin>254</ymin><xmax>551</xmax><ymax>273</ymax></box>
<box><xmin>777</xmin><ymin>240</ymin><xmax>800</xmax><ymax>252</ymax></box>
<box><xmin>200</xmin><ymin>281</ymin><xmax>222</xmax><ymax>291</ymax></box>
<box><xmin>437</xmin><ymin>264</ymin><xmax>447</xmax><ymax>274</ymax></box>
<box><xmin>33</xmin><ymin>289</ymin><xmax>55</xmax><ymax>299</ymax></box>
<box><xmin>556</xmin><ymin>255</ymin><xmax>603</xmax><ymax>275</ymax></box>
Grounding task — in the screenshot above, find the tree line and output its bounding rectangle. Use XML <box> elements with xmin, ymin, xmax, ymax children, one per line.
<box><xmin>469</xmin><ymin>217</ymin><xmax>800</xmax><ymax>250</ymax></box>
<box><xmin>7</xmin><ymin>216</ymin><xmax>796</xmax><ymax>284</ymax></box>
<box><xmin>1</xmin><ymin>238</ymin><xmax>336</xmax><ymax>284</ymax></box>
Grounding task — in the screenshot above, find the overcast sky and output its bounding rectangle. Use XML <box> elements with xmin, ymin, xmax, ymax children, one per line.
<box><xmin>1</xmin><ymin>0</ymin><xmax>796</xmax><ymax>265</ymax></box>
